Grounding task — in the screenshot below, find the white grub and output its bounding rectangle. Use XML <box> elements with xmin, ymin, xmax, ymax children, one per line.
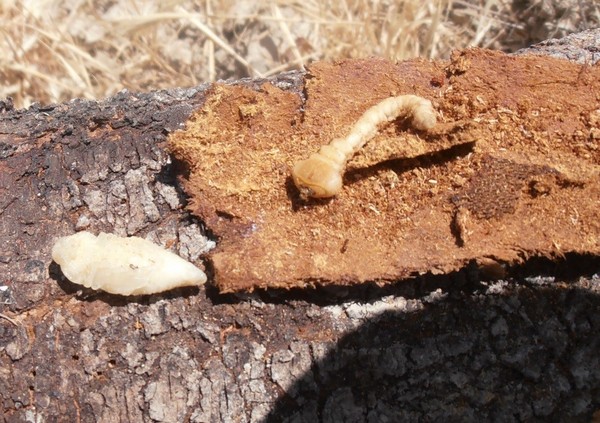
<box><xmin>52</xmin><ymin>232</ymin><xmax>207</xmax><ymax>296</ymax></box>
<box><xmin>292</xmin><ymin>95</ymin><xmax>437</xmax><ymax>198</ymax></box>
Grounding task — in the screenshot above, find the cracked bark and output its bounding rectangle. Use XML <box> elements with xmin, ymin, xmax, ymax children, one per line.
<box><xmin>1</xmin><ymin>31</ymin><xmax>599</xmax><ymax>422</ymax></box>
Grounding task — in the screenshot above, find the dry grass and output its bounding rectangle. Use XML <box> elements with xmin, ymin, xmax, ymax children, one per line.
<box><xmin>0</xmin><ymin>0</ymin><xmax>597</xmax><ymax>109</ymax></box>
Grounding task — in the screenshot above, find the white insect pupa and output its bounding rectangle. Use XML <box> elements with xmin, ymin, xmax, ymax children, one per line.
<box><xmin>292</xmin><ymin>95</ymin><xmax>437</xmax><ymax>198</ymax></box>
<box><xmin>52</xmin><ymin>231</ymin><xmax>207</xmax><ymax>296</ymax></box>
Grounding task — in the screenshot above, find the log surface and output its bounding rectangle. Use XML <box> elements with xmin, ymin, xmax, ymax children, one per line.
<box><xmin>169</xmin><ymin>49</ymin><xmax>599</xmax><ymax>292</ymax></box>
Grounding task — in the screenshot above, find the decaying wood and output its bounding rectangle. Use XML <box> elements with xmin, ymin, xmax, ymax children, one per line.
<box><xmin>169</xmin><ymin>48</ymin><xmax>599</xmax><ymax>293</ymax></box>
<box><xmin>0</xmin><ymin>31</ymin><xmax>599</xmax><ymax>422</ymax></box>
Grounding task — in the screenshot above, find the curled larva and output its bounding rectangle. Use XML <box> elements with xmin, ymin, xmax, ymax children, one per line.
<box><xmin>292</xmin><ymin>95</ymin><xmax>437</xmax><ymax>198</ymax></box>
<box><xmin>52</xmin><ymin>231</ymin><xmax>207</xmax><ymax>296</ymax></box>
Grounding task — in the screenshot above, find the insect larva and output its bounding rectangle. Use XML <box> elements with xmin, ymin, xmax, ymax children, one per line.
<box><xmin>52</xmin><ymin>231</ymin><xmax>207</xmax><ymax>296</ymax></box>
<box><xmin>291</xmin><ymin>95</ymin><xmax>437</xmax><ymax>198</ymax></box>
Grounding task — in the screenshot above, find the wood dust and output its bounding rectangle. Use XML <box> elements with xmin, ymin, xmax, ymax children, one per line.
<box><xmin>169</xmin><ymin>49</ymin><xmax>599</xmax><ymax>292</ymax></box>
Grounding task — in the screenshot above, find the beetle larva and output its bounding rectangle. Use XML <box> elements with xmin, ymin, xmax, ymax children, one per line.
<box><xmin>292</xmin><ymin>95</ymin><xmax>437</xmax><ymax>198</ymax></box>
<box><xmin>52</xmin><ymin>231</ymin><xmax>207</xmax><ymax>296</ymax></box>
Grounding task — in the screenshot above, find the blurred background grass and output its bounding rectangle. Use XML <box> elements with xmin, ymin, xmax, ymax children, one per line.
<box><xmin>1</xmin><ymin>0</ymin><xmax>598</xmax><ymax>109</ymax></box>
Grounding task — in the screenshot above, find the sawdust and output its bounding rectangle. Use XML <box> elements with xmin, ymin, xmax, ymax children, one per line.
<box><xmin>169</xmin><ymin>49</ymin><xmax>600</xmax><ymax>292</ymax></box>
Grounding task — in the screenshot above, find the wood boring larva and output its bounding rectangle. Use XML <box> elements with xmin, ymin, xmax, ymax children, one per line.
<box><xmin>292</xmin><ymin>95</ymin><xmax>437</xmax><ymax>198</ymax></box>
<box><xmin>52</xmin><ymin>231</ymin><xmax>207</xmax><ymax>296</ymax></box>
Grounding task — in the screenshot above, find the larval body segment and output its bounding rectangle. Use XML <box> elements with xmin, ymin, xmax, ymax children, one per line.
<box><xmin>292</xmin><ymin>95</ymin><xmax>437</xmax><ymax>198</ymax></box>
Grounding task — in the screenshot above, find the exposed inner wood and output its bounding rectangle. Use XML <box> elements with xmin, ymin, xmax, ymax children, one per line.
<box><xmin>169</xmin><ymin>49</ymin><xmax>600</xmax><ymax>293</ymax></box>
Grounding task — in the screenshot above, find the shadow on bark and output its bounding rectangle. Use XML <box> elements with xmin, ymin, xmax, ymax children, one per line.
<box><xmin>265</xmin><ymin>257</ymin><xmax>600</xmax><ymax>422</ymax></box>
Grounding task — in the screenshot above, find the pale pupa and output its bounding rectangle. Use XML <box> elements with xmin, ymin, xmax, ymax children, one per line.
<box><xmin>52</xmin><ymin>231</ymin><xmax>207</xmax><ymax>296</ymax></box>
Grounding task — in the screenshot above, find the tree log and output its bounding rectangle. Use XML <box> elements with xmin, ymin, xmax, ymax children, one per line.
<box><xmin>1</xmin><ymin>31</ymin><xmax>599</xmax><ymax>422</ymax></box>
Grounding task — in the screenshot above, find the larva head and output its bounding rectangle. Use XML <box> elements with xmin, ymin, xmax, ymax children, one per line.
<box><xmin>411</xmin><ymin>99</ymin><xmax>437</xmax><ymax>130</ymax></box>
<box><xmin>292</xmin><ymin>156</ymin><xmax>343</xmax><ymax>199</ymax></box>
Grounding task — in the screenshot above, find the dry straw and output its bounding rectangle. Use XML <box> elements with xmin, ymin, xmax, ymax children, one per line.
<box><xmin>0</xmin><ymin>0</ymin><xmax>597</xmax><ymax>108</ymax></box>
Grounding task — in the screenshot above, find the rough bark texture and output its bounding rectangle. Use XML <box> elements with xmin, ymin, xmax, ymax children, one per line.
<box><xmin>515</xmin><ymin>27</ymin><xmax>600</xmax><ymax>64</ymax></box>
<box><xmin>0</xmin><ymin>31</ymin><xmax>599</xmax><ymax>422</ymax></box>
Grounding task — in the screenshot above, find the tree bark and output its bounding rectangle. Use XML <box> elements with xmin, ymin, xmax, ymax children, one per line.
<box><xmin>1</xmin><ymin>32</ymin><xmax>599</xmax><ymax>422</ymax></box>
